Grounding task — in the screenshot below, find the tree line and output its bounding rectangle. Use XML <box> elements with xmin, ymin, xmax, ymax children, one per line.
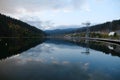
<box><xmin>0</xmin><ymin>13</ymin><xmax>45</xmax><ymax>37</ymax></box>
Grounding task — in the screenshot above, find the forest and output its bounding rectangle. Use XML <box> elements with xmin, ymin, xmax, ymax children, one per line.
<box><xmin>0</xmin><ymin>13</ymin><xmax>45</xmax><ymax>37</ymax></box>
<box><xmin>76</xmin><ymin>19</ymin><xmax>120</xmax><ymax>33</ymax></box>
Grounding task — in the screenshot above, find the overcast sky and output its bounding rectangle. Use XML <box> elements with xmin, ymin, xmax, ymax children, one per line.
<box><xmin>0</xmin><ymin>0</ymin><xmax>120</xmax><ymax>30</ymax></box>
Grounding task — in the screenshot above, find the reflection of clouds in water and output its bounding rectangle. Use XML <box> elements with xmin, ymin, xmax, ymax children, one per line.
<box><xmin>50</xmin><ymin>56</ymin><xmax>55</xmax><ymax>60</ymax></box>
<box><xmin>46</xmin><ymin>42</ymin><xmax>82</xmax><ymax>50</ymax></box>
<box><xmin>83</xmin><ymin>63</ymin><xmax>89</xmax><ymax>71</ymax></box>
<box><xmin>52</xmin><ymin>61</ymin><xmax>59</xmax><ymax>64</ymax></box>
<box><xmin>51</xmin><ymin>61</ymin><xmax>70</xmax><ymax>65</ymax></box>
<box><xmin>7</xmin><ymin>42</ymin><xmax>84</xmax><ymax>65</ymax></box>
<box><xmin>88</xmin><ymin>71</ymin><xmax>112</xmax><ymax>80</ymax></box>
<box><xmin>0</xmin><ymin>59</ymin><xmax>91</xmax><ymax>80</ymax></box>
<box><xmin>7</xmin><ymin>43</ymin><xmax>61</xmax><ymax>64</ymax></box>
<box><xmin>62</xmin><ymin>61</ymin><xmax>70</xmax><ymax>65</ymax></box>
<box><xmin>25</xmin><ymin>43</ymin><xmax>58</xmax><ymax>54</ymax></box>
<box><xmin>0</xmin><ymin>42</ymin><xmax>120</xmax><ymax>80</ymax></box>
<box><xmin>6</xmin><ymin>57</ymin><xmax>46</xmax><ymax>65</ymax></box>
<box><xmin>0</xmin><ymin>59</ymin><xmax>112</xmax><ymax>80</ymax></box>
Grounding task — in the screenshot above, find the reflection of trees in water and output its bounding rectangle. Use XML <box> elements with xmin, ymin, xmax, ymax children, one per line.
<box><xmin>81</xmin><ymin>39</ymin><xmax>90</xmax><ymax>55</ymax></box>
<box><xmin>75</xmin><ymin>40</ymin><xmax>120</xmax><ymax>57</ymax></box>
<box><xmin>0</xmin><ymin>38</ymin><xmax>45</xmax><ymax>60</ymax></box>
<box><xmin>46</xmin><ymin>38</ymin><xmax>120</xmax><ymax>57</ymax></box>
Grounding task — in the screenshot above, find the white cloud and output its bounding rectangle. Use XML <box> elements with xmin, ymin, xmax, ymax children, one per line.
<box><xmin>0</xmin><ymin>0</ymin><xmax>91</xmax><ymax>30</ymax></box>
<box><xmin>25</xmin><ymin>19</ymin><xmax>55</xmax><ymax>30</ymax></box>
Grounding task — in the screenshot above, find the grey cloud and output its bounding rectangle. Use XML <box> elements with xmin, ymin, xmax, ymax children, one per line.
<box><xmin>0</xmin><ymin>0</ymin><xmax>16</xmax><ymax>13</ymax></box>
<box><xmin>0</xmin><ymin>0</ymin><xmax>87</xmax><ymax>14</ymax></box>
<box><xmin>26</xmin><ymin>20</ymin><xmax>54</xmax><ymax>30</ymax></box>
<box><xmin>18</xmin><ymin>15</ymin><xmax>55</xmax><ymax>30</ymax></box>
<box><xmin>0</xmin><ymin>0</ymin><xmax>88</xmax><ymax>30</ymax></box>
<box><xmin>72</xmin><ymin>0</ymin><xmax>86</xmax><ymax>9</ymax></box>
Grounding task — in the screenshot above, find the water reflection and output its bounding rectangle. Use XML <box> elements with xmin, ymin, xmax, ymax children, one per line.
<box><xmin>0</xmin><ymin>39</ymin><xmax>120</xmax><ymax>80</ymax></box>
<box><xmin>0</xmin><ymin>38</ymin><xmax>44</xmax><ymax>60</ymax></box>
<box><xmin>84</xmin><ymin>41</ymin><xmax>120</xmax><ymax>57</ymax></box>
<box><xmin>81</xmin><ymin>39</ymin><xmax>90</xmax><ymax>54</ymax></box>
<box><xmin>0</xmin><ymin>58</ymin><xmax>92</xmax><ymax>80</ymax></box>
<box><xmin>46</xmin><ymin>39</ymin><xmax>120</xmax><ymax>57</ymax></box>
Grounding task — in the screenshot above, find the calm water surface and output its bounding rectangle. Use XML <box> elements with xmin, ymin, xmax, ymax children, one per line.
<box><xmin>0</xmin><ymin>39</ymin><xmax>120</xmax><ymax>80</ymax></box>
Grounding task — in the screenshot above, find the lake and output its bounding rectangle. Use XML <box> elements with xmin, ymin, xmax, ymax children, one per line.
<box><xmin>0</xmin><ymin>38</ymin><xmax>120</xmax><ymax>80</ymax></box>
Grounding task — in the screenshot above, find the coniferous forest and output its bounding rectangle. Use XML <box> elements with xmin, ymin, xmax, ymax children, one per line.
<box><xmin>0</xmin><ymin>13</ymin><xmax>45</xmax><ymax>37</ymax></box>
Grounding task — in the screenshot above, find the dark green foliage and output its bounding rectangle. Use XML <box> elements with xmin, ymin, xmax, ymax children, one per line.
<box><xmin>76</xmin><ymin>19</ymin><xmax>120</xmax><ymax>33</ymax></box>
<box><xmin>0</xmin><ymin>13</ymin><xmax>45</xmax><ymax>37</ymax></box>
<box><xmin>74</xmin><ymin>19</ymin><xmax>120</xmax><ymax>38</ymax></box>
<box><xmin>0</xmin><ymin>38</ymin><xmax>45</xmax><ymax>60</ymax></box>
<box><xmin>90</xmin><ymin>20</ymin><xmax>120</xmax><ymax>32</ymax></box>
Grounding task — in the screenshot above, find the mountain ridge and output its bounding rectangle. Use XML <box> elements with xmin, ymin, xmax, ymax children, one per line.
<box><xmin>0</xmin><ymin>13</ymin><xmax>45</xmax><ymax>37</ymax></box>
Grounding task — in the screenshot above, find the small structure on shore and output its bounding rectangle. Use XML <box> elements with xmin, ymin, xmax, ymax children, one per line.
<box><xmin>108</xmin><ymin>32</ymin><xmax>116</xmax><ymax>36</ymax></box>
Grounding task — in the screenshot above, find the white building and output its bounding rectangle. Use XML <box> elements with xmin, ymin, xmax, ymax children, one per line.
<box><xmin>108</xmin><ymin>32</ymin><xmax>116</xmax><ymax>36</ymax></box>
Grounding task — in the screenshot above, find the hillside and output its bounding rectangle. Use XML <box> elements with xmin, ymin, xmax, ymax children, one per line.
<box><xmin>76</xmin><ymin>19</ymin><xmax>120</xmax><ymax>33</ymax></box>
<box><xmin>45</xmin><ymin>19</ymin><xmax>120</xmax><ymax>39</ymax></box>
<box><xmin>0</xmin><ymin>13</ymin><xmax>45</xmax><ymax>37</ymax></box>
<box><xmin>45</xmin><ymin>28</ymin><xmax>78</xmax><ymax>35</ymax></box>
<box><xmin>46</xmin><ymin>19</ymin><xmax>120</xmax><ymax>36</ymax></box>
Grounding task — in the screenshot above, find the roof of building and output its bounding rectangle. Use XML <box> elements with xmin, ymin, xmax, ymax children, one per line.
<box><xmin>108</xmin><ymin>32</ymin><xmax>116</xmax><ymax>36</ymax></box>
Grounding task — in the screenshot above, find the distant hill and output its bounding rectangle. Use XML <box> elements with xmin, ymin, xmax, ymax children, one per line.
<box><xmin>45</xmin><ymin>28</ymin><xmax>78</xmax><ymax>35</ymax></box>
<box><xmin>0</xmin><ymin>13</ymin><xmax>45</xmax><ymax>37</ymax></box>
<box><xmin>45</xmin><ymin>19</ymin><xmax>120</xmax><ymax>36</ymax></box>
<box><xmin>76</xmin><ymin>19</ymin><xmax>120</xmax><ymax>33</ymax></box>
